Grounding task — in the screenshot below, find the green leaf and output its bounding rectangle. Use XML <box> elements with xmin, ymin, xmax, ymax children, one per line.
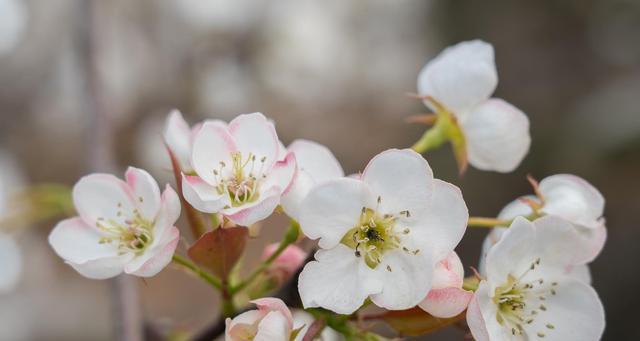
<box><xmin>187</xmin><ymin>226</ymin><xmax>248</xmax><ymax>279</ymax></box>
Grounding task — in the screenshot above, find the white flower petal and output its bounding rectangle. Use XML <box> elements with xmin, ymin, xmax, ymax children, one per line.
<box><xmin>298</xmin><ymin>245</ymin><xmax>382</xmax><ymax>314</ymax></box>
<box><xmin>299</xmin><ymin>178</ymin><xmax>374</xmax><ymax>249</ymax></box>
<box><xmin>485</xmin><ymin>217</ymin><xmax>536</xmax><ymax>287</ymax></box>
<box><xmin>280</xmin><ymin>171</ymin><xmax>314</xmax><ymax>222</ymax></box>
<box><xmin>466</xmin><ymin>281</ymin><xmax>507</xmax><ymax>341</ymax></box>
<box><xmin>224</xmin><ymin>186</ymin><xmax>281</xmax><ymax>226</ymax></box>
<box><xmin>191</xmin><ymin>120</ymin><xmax>237</xmax><ymax>185</ymax></box>
<box><xmin>410</xmin><ymin>179</ymin><xmax>468</xmax><ymax>261</ymax></box>
<box><xmin>497</xmin><ymin>196</ymin><xmax>536</xmax><ymax>220</ymax></box>
<box><xmin>460</xmin><ymin>98</ymin><xmax>531</xmax><ymax>173</ymax></box>
<box><xmin>361</xmin><ymin>149</ymin><xmax>433</xmax><ymax>217</ymax></box>
<box><xmin>68</xmin><ymin>254</ymin><xmax>132</xmax><ymax>280</ymax></box>
<box><xmin>163</xmin><ymin>109</ymin><xmax>193</xmax><ymax>171</ymax></box>
<box><xmin>228</xmin><ymin>113</ymin><xmax>279</xmax><ymax>171</ymax></box>
<box><xmin>370</xmin><ymin>249</ymin><xmax>433</xmax><ymax>310</ymax></box>
<box><xmin>72</xmin><ymin>174</ymin><xmax>136</xmax><ymax>226</ymax></box>
<box><xmin>254</xmin><ymin>311</ymin><xmax>290</xmax><ymax>341</ymax></box>
<box><xmin>523</xmin><ymin>279</ymin><xmax>604</xmax><ymax>341</ymax></box>
<box><xmin>566</xmin><ymin>264</ymin><xmax>592</xmax><ymax>285</ymax></box>
<box><xmin>288</xmin><ymin>139</ymin><xmax>344</xmax><ymax>182</ymax></box>
<box><xmin>125</xmin><ymin>226</ymin><xmax>179</xmax><ymax>277</ymax></box>
<box><xmin>262</xmin><ymin>152</ymin><xmax>297</xmax><ymax>195</ymax></box>
<box><xmin>125</xmin><ymin>167</ymin><xmax>161</xmax><ymax>221</ymax></box>
<box><xmin>0</xmin><ymin>233</ymin><xmax>21</xmax><ymax>293</ymax></box>
<box><xmin>418</xmin><ymin>40</ymin><xmax>497</xmax><ymax>114</ymax></box>
<box><xmin>539</xmin><ymin>174</ymin><xmax>605</xmax><ymax>229</ymax></box>
<box><xmin>532</xmin><ymin>216</ymin><xmax>601</xmax><ymax>267</ymax></box>
<box><xmin>153</xmin><ymin>185</ymin><xmax>181</xmax><ymax>237</ymax></box>
<box><xmin>48</xmin><ymin>217</ymin><xmax>119</xmax><ymax>264</ymax></box>
<box><xmin>292</xmin><ymin>310</ymin><xmax>342</xmax><ymax>341</ymax></box>
<box><xmin>182</xmin><ymin>174</ymin><xmax>229</xmax><ymax>213</ymax></box>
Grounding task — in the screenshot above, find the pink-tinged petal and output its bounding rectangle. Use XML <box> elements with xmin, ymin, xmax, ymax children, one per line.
<box><xmin>182</xmin><ymin>174</ymin><xmax>229</xmax><ymax>213</ymax></box>
<box><xmin>224</xmin><ymin>187</ymin><xmax>281</xmax><ymax>226</ymax></box>
<box><xmin>419</xmin><ymin>287</ymin><xmax>473</xmax><ymax>318</ymax></box>
<box><xmin>460</xmin><ymin>98</ymin><xmax>531</xmax><ymax>173</ymax></box>
<box><xmin>251</xmin><ymin>297</ymin><xmax>293</xmax><ymax>329</ymax></box>
<box><xmin>72</xmin><ymin>174</ymin><xmax>136</xmax><ymax>226</ymax></box>
<box><xmin>466</xmin><ymin>282</ymin><xmax>493</xmax><ymax>341</ymax></box>
<box><xmin>432</xmin><ymin>251</ymin><xmax>464</xmax><ymax>289</ymax></box>
<box><xmin>288</xmin><ymin>139</ymin><xmax>344</xmax><ymax>182</ymax></box>
<box><xmin>262</xmin><ymin>243</ymin><xmax>308</xmax><ymax>280</ymax></box>
<box><xmin>68</xmin><ymin>254</ymin><xmax>131</xmax><ymax>279</ymax></box>
<box><xmin>277</xmin><ymin>140</ymin><xmax>287</xmax><ymax>161</ymax></box>
<box><xmin>254</xmin><ymin>311</ymin><xmax>291</xmax><ymax>341</ymax></box>
<box><xmin>262</xmin><ymin>152</ymin><xmax>297</xmax><ymax>195</ymax></box>
<box><xmin>48</xmin><ymin>217</ymin><xmax>119</xmax><ymax>264</ymax></box>
<box><xmin>125</xmin><ymin>167</ymin><xmax>161</xmax><ymax>220</ymax></box>
<box><xmin>370</xmin><ymin>248</ymin><xmax>433</xmax><ymax>310</ymax></box>
<box><xmin>523</xmin><ymin>279</ymin><xmax>604</xmax><ymax>341</ymax></box>
<box><xmin>191</xmin><ymin>120</ymin><xmax>237</xmax><ymax>185</ymax></box>
<box><xmin>485</xmin><ymin>217</ymin><xmax>536</xmax><ymax>287</ymax></box>
<box><xmin>153</xmin><ymin>185</ymin><xmax>181</xmax><ymax>237</ymax></box>
<box><xmin>163</xmin><ymin>109</ymin><xmax>193</xmax><ymax>171</ymax></box>
<box><xmin>298</xmin><ymin>245</ymin><xmax>383</xmax><ymax>315</ymax></box>
<box><xmin>280</xmin><ymin>171</ymin><xmax>314</xmax><ymax>222</ymax></box>
<box><xmin>539</xmin><ymin>174</ymin><xmax>605</xmax><ymax>229</ymax></box>
<box><xmin>228</xmin><ymin>113</ymin><xmax>279</xmax><ymax>171</ymax></box>
<box><xmin>418</xmin><ymin>40</ymin><xmax>497</xmax><ymax>115</ymax></box>
<box><xmin>291</xmin><ymin>310</ymin><xmax>342</xmax><ymax>341</ymax></box>
<box><xmin>410</xmin><ymin>179</ymin><xmax>468</xmax><ymax>261</ymax></box>
<box><xmin>226</xmin><ymin>310</ymin><xmax>263</xmax><ymax>340</ymax></box>
<box><xmin>362</xmin><ymin>149</ymin><xmax>433</xmax><ymax>216</ymax></box>
<box><xmin>125</xmin><ymin>226</ymin><xmax>179</xmax><ymax>277</ymax></box>
<box><xmin>0</xmin><ymin>233</ymin><xmax>22</xmax><ymax>293</ymax></box>
<box><xmin>299</xmin><ymin>178</ymin><xmax>375</xmax><ymax>249</ymax></box>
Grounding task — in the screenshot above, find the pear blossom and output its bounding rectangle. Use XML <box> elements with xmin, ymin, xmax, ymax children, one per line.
<box><xmin>480</xmin><ymin>174</ymin><xmax>606</xmax><ymax>274</ymax></box>
<box><xmin>418</xmin><ymin>251</ymin><xmax>473</xmax><ymax>318</ymax></box>
<box><xmin>48</xmin><ymin>167</ymin><xmax>181</xmax><ymax>279</ymax></box>
<box><xmin>298</xmin><ymin>149</ymin><xmax>468</xmax><ymax>314</ymax></box>
<box><xmin>182</xmin><ymin>112</ymin><xmax>297</xmax><ymax>226</ymax></box>
<box><xmin>225</xmin><ymin>297</ymin><xmax>294</xmax><ymax>341</ymax></box>
<box><xmin>417</xmin><ymin>40</ymin><xmax>531</xmax><ymax>172</ymax></box>
<box><xmin>163</xmin><ymin>109</ymin><xmax>203</xmax><ymax>173</ymax></box>
<box><xmin>262</xmin><ymin>243</ymin><xmax>308</xmax><ymax>284</ymax></box>
<box><xmin>280</xmin><ymin>139</ymin><xmax>344</xmax><ymax>221</ymax></box>
<box><xmin>467</xmin><ymin>216</ymin><xmax>605</xmax><ymax>341</ymax></box>
<box><xmin>291</xmin><ymin>309</ymin><xmax>343</xmax><ymax>341</ymax></box>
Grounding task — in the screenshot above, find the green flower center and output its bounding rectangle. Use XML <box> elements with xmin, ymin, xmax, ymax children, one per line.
<box><xmin>341</xmin><ymin>197</ymin><xmax>419</xmax><ymax>269</ymax></box>
<box><xmin>95</xmin><ymin>202</ymin><xmax>154</xmax><ymax>255</ymax></box>
<box><xmin>212</xmin><ymin>151</ymin><xmax>268</xmax><ymax>207</ymax></box>
<box><xmin>493</xmin><ymin>258</ymin><xmax>557</xmax><ymax>338</ymax></box>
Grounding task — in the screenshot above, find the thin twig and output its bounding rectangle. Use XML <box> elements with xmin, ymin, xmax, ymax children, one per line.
<box><xmin>172</xmin><ymin>254</ymin><xmax>222</xmax><ymax>289</ymax></box>
<box><xmin>77</xmin><ymin>2</ymin><xmax>142</xmax><ymax>340</ymax></box>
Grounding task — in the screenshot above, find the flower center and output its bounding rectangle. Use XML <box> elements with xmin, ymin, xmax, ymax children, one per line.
<box><xmin>95</xmin><ymin>201</ymin><xmax>154</xmax><ymax>255</ymax></box>
<box><xmin>341</xmin><ymin>196</ymin><xmax>419</xmax><ymax>269</ymax></box>
<box><xmin>493</xmin><ymin>258</ymin><xmax>557</xmax><ymax>338</ymax></box>
<box><xmin>212</xmin><ymin>152</ymin><xmax>267</xmax><ymax>207</ymax></box>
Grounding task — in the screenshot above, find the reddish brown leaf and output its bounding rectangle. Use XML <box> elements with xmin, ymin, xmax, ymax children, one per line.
<box><xmin>187</xmin><ymin>227</ymin><xmax>249</xmax><ymax>279</ymax></box>
<box><xmin>378</xmin><ymin>307</ymin><xmax>465</xmax><ymax>337</ymax></box>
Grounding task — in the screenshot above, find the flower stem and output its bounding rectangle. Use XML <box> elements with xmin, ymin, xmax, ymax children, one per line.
<box><xmin>172</xmin><ymin>254</ymin><xmax>222</xmax><ymax>290</ymax></box>
<box><xmin>230</xmin><ymin>220</ymin><xmax>300</xmax><ymax>295</ymax></box>
<box><xmin>467</xmin><ymin>217</ymin><xmax>512</xmax><ymax>228</ymax></box>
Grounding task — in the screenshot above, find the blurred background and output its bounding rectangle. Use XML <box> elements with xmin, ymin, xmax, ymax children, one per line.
<box><xmin>0</xmin><ymin>0</ymin><xmax>639</xmax><ymax>340</ymax></box>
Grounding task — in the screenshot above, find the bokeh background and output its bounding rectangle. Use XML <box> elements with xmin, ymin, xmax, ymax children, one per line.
<box><xmin>1</xmin><ymin>0</ymin><xmax>639</xmax><ymax>340</ymax></box>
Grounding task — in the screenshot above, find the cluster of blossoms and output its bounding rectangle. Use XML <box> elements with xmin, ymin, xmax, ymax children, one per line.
<box><xmin>48</xmin><ymin>40</ymin><xmax>607</xmax><ymax>340</ymax></box>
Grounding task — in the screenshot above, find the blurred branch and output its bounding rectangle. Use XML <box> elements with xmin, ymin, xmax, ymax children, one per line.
<box><xmin>77</xmin><ymin>1</ymin><xmax>142</xmax><ymax>340</ymax></box>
